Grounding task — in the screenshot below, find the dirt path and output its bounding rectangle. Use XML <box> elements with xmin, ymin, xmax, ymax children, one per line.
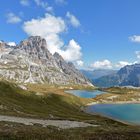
<box><xmin>0</xmin><ymin>115</ymin><xmax>97</xmax><ymax>129</ymax></box>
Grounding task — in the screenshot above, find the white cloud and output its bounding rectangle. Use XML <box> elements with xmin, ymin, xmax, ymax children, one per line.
<box><xmin>6</xmin><ymin>12</ymin><xmax>22</xmax><ymax>24</ymax></box>
<box><xmin>90</xmin><ymin>60</ymin><xmax>112</xmax><ymax>69</ymax></box>
<box><xmin>76</xmin><ymin>60</ymin><xmax>84</xmax><ymax>67</ymax></box>
<box><xmin>23</xmin><ymin>13</ymin><xmax>66</xmax><ymax>54</ymax></box>
<box><xmin>66</xmin><ymin>12</ymin><xmax>80</xmax><ymax>28</ymax></box>
<box><xmin>129</xmin><ymin>35</ymin><xmax>140</xmax><ymax>43</ymax></box>
<box><xmin>115</xmin><ymin>61</ymin><xmax>132</xmax><ymax>68</ymax></box>
<box><xmin>20</xmin><ymin>0</ymin><xmax>29</xmax><ymax>6</ymax></box>
<box><xmin>34</xmin><ymin>0</ymin><xmax>53</xmax><ymax>12</ymax></box>
<box><xmin>23</xmin><ymin>13</ymin><xmax>82</xmax><ymax>62</ymax></box>
<box><xmin>90</xmin><ymin>59</ymin><xmax>137</xmax><ymax>70</ymax></box>
<box><xmin>59</xmin><ymin>39</ymin><xmax>82</xmax><ymax>61</ymax></box>
<box><xmin>7</xmin><ymin>42</ymin><xmax>16</xmax><ymax>47</ymax></box>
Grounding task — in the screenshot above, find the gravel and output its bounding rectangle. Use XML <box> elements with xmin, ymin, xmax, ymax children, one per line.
<box><xmin>0</xmin><ymin>115</ymin><xmax>97</xmax><ymax>129</ymax></box>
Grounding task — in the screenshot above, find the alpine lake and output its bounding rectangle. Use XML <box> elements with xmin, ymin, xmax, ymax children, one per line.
<box><xmin>65</xmin><ymin>90</ymin><xmax>140</xmax><ymax>125</ymax></box>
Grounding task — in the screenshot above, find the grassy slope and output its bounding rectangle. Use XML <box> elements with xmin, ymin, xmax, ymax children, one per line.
<box><xmin>102</xmin><ymin>87</ymin><xmax>140</xmax><ymax>94</ymax></box>
<box><xmin>95</xmin><ymin>87</ymin><xmax>140</xmax><ymax>103</ymax></box>
<box><xmin>0</xmin><ymin>81</ymin><xmax>93</xmax><ymax>120</ymax></box>
<box><xmin>0</xmin><ymin>81</ymin><xmax>139</xmax><ymax>139</ymax></box>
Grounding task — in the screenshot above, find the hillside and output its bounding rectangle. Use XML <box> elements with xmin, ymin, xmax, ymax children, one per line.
<box><xmin>0</xmin><ymin>81</ymin><xmax>139</xmax><ymax>139</ymax></box>
<box><xmin>0</xmin><ymin>80</ymin><xmax>93</xmax><ymax>120</ymax></box>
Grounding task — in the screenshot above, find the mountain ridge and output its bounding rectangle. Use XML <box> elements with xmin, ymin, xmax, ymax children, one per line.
<box><xmin>93</xmin><ymin>64</ymin><xmax>140</xmax><ymax>87</ymax></box>
<box><xmin>0</xmin><ymin>36</ymin><xmax>93</xmax><ymax>86</ymax></box>
<box><xmin>81</xmin><ymin>69</ymin><xmax>117</xmax><ymax>80</ymax></box>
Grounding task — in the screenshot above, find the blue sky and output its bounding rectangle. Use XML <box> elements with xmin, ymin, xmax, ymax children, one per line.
<box><xmin>1</xmin><ymin>0</ymin><xmax>140</xmax><ymax>70</ymax></box>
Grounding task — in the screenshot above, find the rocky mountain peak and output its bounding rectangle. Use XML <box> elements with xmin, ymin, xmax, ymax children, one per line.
<box><xmin>0</xmin><ymin>41</ymin><xmax>13</xmax><ymax>57</ymax></box>
<box><xmin>118</xmin><ymin>63</ymin><xmax>140</xmax><ymax>74</ymax></box>
<box><xmin>19</xmin><ymin>36</ymin><xmax>46</xmax><ymax>48</ymax></box>
<box><xmin>17</xmin><ymin>36</ymin><xmax>48</xmax><ymax>54</ymax></box>
<box><xmin>0</xmin><ymin>41</ymin><xmax>6</xmax><ymax>49</ymax></box>
<box><xmin>0</xmin><ymin>36</ymin><xmax>93</xmax><ymax>86</ymax></box>
<box><xmin>93</xmin><ymin>63</ymin><xmax>140</xmax><ymax>87</ymax></box>
<box><xmin>53</xmin><ymin>52</ymin><xmax>64</xmax><ymax>61</ymax></box>
<box><xmin>0</xmin><ymin>41</ymin><xmax>8</xmax><ymax>48</ymax></box>
<box><xmin>9</xmin><ymin>36</ymin><xmax>55</xmax><ymax>65</ymax></box>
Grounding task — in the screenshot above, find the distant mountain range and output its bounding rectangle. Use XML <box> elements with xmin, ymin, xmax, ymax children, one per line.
<box><xmin>93</xmin><ymin>64</ymin><xmax>140</xmax><ymax>87</ymax></box>
<box><xmin>81</xmin><ymin>69</ymin><xmax>117</xmax><ymax>80</ymax></box>
<box><xmin>0</xmin><ymin>36</ymin><xmax>92</xmax><ymax>86</ymax></box>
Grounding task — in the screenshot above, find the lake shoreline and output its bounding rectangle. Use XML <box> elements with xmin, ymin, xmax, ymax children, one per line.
<box><xmin>83</xmin><ymin>107</ymin><xmax>136</xmax><ymax>126</ymax></box>
<box><xmin>86</xmin><ymin>101</ymin><xmax>140</xmax><ymax>106</ymax></box>
<box><xmin>65</xmin><ymin>89</ymin><xmax>106</xmax><ymax>98</ymax></box>
<box><xmin>84</xmin><ymin>102</ymin><xmax>140</xmax><ymax>126</ymax></box>
<box><xmin>66</xmin><ymin>89</ymin><xmax>140</xmax><ymax>126</ymax></box>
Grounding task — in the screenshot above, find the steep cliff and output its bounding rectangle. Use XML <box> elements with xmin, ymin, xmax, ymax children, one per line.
<box><xmin>0</xmin><ymin>36</ymin><xmax>93</xmax><ymax>86</ymax></box>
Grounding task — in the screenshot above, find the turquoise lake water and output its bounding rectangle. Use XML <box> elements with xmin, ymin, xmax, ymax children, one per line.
<box><xmin>65</xmin><ymin>90</ymin><xmax>105</xmax><ymax>98</ymax></box>
<box><xmin>86</xmin><ymin>104</ymin><xmax>140</xmax><ymax>125</ymax></box>
<box><xmin>66</xmin><ymin>90</ymin><xmax>140</xmax><ymax>125</ymax></box>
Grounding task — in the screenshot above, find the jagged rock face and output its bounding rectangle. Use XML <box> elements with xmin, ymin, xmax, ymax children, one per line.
<box><xmin>0</xmin><ymin>41</ymin><xmax>13</xmax><ymax>57</ymax></box>
<box><xmin>53</xmin><ymin>52</ymin><xmax>91</xmax><ymax>85</ymax></box>
<box><xmin>118</xmin><ymin>64</ymin><xmax>140</xmax><ymax>87</ymax></box>
<box><xmin>0</xmin><ymin>36</ymin><xmax>92</xmax><ymax>86</ymax></box>
<box><xmin>93</xmin><ymin>64</ymin><xmax>140</xmax><ymax>87</ymax></box>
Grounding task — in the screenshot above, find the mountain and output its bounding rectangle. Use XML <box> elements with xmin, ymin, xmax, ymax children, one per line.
<box><xmin>81</xmin><ymin>69</ymin><xmax>117</xmax><ymax>80</ymax></box>
<box><xmin>93</xmin><ymin>74</ymin><xmax>120</xmax><ymax>87</ymax></box>
<box><xmin>0</xmin><ymin>36</ymin><xmax>92</xmax><ymax>86</ymax></box>
<box><xmin>93</xmin><ymin>64</ymin><xmax>140</xmax><ymax>87</ymax></box>
<box><xmin>0</xmin><ymin>41</ymin><xmax>15</xmax><ymax>57</ymax></box>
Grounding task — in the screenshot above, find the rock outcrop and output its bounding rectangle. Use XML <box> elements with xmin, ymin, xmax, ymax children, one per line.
<box><xmin>0</xmin><ymin>36</ymin><xmax>92</xmax><ymax>86</ymax></box>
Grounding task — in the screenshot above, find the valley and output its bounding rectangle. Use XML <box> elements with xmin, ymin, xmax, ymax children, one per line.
<box><xmin>0</xmin><ymin>36</ymin><xmax>140</xmax><ymax>139</ymax></box>
<box><xmin>2</xmin><ymin>0</ymin><xmax>140</xmax><ymax>139</ymax></box>
<box><xmin>0</xmin><ymin>81</ymin><xmax>139</xmax><ymax>139</ymax></box>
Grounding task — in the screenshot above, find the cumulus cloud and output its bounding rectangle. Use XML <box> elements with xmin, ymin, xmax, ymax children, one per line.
<box><xmin>129</xmin><ymin>35</ymin><xmax>140</xmax><ymax>43</ymax></box>
<box><xmin>115</xmin><ymin>61</ymin><xmax>132</xmax><ymax>68</ymax></box>
<box><xmin>23</xmin><ymin>13</ymin><xmax>82</xmax><ymax>62</ymax></box>
<box><xmin>23</xmin><ymin>13</ymin><xmax>66</xmax><ymax>54</ymax></box>
<box><xmin>34</xmin><ymin>0</ymin><xmax>53</xmax><ymax>12</ymax></box>
<box><xmin>59</xmin><ymin>40</ymin><xmax>82</xmax><ymax>61</ymax></box>
<box><xmin>90</xmin><ymin>60</ymin><xmax>112</xmax><ymax>69</ymax></box>
<box><xmin>6</xmin><ymin>12</ymin><xmax>22</xmax><ymax>24</ymax></box>
<box><xmin>66</xmin><ymin>12</ymin><xmax>80</xmax><ymax>28</ymax></box>
<box><xmin>89</xmin><ymin>60</ymin><xmax>134</xmax><ymax>70</ymax></box>
<box><xmin>20</xmin><ymin>0</ymin><xmax>29</xmax><ymax>6</ymax></box>
<box><xmin>76</xmin><ymin>60</ymin><xmax>84</xmax><ymax>67</ymax></box>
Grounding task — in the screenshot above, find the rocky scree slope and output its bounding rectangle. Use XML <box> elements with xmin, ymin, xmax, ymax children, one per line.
<box><xmin>0</xmin><ymin>36</ymin><xmax>92</xmax><ymax>86</ymax></box>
